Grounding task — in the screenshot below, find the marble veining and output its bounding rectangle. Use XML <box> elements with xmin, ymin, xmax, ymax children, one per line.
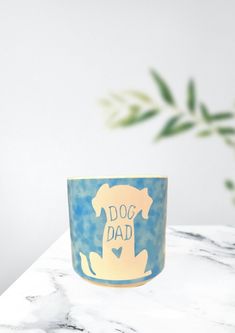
<box><xmin>0</xmin><ymin>226</ymin><xmax>234</xmax><ymax>333</ymax></box>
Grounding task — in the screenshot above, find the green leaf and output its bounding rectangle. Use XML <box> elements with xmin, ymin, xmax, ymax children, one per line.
<box><xmin>199</xmin><ymin>105</ymin><xmax>234</xmax><ymax>123</ymax></box>
<box><xmin>155</xmin><ymin>115</ymin><xmax>181</xmax><ymax>140</ymax></box>
<box><xmin>150</xmin><ymin>69</ymin><xmax>176</xmax><ymax>106</ymax></box>
<box><xmin>209</xmin><ymin>112</ymin><xmax>234</xmax><ymax>122</ymax></box>
<box><xmin>217</xmin><ymin>127</ymin><xmax>235</xmax><ymax>135</ymax></box>
<box><xmin>187</xmin><ymin>80</ymin><xmax>196</xmax><ymax>113</ymax></box>
<box><xmin>155</xmin><ymin>115</ymin><xmax>195</xmax><ymax>140</ymax></box>
<box><xmin>115</xmin><ymin>115</ymin><xmax>139</xmax><ymax>127</ymax></box>
<box><xmin>170</xmin><ymin>122</ymin><xmax>195</xmax><ymax>135</ymax></box>
<box><xmin>135</xmin><ymin>109</ymin><xmax>159</xmax><ymax>123</ymax></box>
<box><xmin>115</xmin><ymin>109</ymin><xmax>159</xmax><ymax>127</ymax></box>
<box><xmin>200</xmin><ymin>103</ymin><xmax>211</xmax><ymax>122</ymax></box>
<box><xmin>225</xmin><ymin>179</ymin><xmax>235</xmax><ymax>191</ymax></box>
<box><xmin>197</xmin><ymin>130</ymin><xmax>212</xmax><ymax>137</ymax></box>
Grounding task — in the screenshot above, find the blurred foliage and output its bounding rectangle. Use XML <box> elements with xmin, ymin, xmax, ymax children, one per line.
<box><xmin>225</xmin><ymin>179</ymin><xmax>235</xmax><ymax>205</ymax></box>
<box><xmin>100</xmin><ymin>69</ymin><xmax>235</xmax><ymax>206</ymax></box>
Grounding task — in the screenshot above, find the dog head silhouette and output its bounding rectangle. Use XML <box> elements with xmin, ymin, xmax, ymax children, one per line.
<box><xmin>92</xmin><ymin>183</ymin><xmax>153</xmax><ymax>221</ymax></box>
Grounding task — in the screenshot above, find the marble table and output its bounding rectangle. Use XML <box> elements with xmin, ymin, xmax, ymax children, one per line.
<box><xmin>0</xmin><ymin>226</ymin><xmax>234</xmax><ymax>333</ymax></box>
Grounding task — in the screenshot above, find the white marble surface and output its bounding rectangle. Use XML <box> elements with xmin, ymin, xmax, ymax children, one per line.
<box><xmin>0</xmin><ymin>226</ymin><xmax>234</xmax><ymax>333</ymax></box>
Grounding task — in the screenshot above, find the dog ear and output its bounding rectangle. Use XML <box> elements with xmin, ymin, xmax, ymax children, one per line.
<box><xmin>140</xmin><ymin>188</ymin><xmax>153</xmax><ymax>219</ymax></box>
<box><xmin>92</xmin><ymin>183</ymin><xmax>110</xmax><ymax>217</ymax></box>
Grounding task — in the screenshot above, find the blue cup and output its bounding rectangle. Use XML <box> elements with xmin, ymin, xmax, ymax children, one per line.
<box><xmin>67</xmin><ymin>176</ymin><xmax>168</xmax><ymax>287</ymax></box>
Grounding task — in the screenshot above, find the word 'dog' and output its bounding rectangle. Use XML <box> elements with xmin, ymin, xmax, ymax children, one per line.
<box><xmin>108</xmin><ymin>204</ymin><xmax>136</xmax><ymax>221</ymax></box>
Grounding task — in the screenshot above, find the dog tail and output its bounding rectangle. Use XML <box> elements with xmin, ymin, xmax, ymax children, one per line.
<box><xmin>79</xmin><ymin>252</ymin><xmax>96</xmax><ymax>278</ymax></box>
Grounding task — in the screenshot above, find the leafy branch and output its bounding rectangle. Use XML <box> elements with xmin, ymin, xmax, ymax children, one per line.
<box><xmin>99</xmin><ymin>69</ymin><xmax>235</xmax><ymax>206</ymax></box>
<box><xmin>99</xmin><ymin>90</ymin><xmax>160</xmax><ymax>128</ymax></box>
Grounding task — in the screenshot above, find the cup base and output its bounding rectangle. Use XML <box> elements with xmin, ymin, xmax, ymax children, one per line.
<box><xmin>81</xmin><ymin>276</ymin><xmax>152</xmax><ymax>288</ymax></box>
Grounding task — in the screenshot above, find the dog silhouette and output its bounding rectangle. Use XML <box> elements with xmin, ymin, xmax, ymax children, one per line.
<box><xmin>80</xmin><ymin>183</ymin><xmax>153</xmax><ymax>280</ymax></box>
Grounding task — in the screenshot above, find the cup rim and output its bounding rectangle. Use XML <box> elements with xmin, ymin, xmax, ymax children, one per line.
<box><xmin>67</xmin><ymin>175</ymin><xmax>168</xmax><ymax>180</ymax></box>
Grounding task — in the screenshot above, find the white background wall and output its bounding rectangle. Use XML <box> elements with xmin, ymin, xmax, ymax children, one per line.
<box><xmin>0</xmin><ymin>0</ymin><xmax>234</xmax><ymax>294</ymax></box>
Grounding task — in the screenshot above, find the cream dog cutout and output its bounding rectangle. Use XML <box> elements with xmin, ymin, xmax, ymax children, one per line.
<box><xmin>80</xmin><ymin>184</ymin><xmax>153</xmax><ymax>280</ymax></box>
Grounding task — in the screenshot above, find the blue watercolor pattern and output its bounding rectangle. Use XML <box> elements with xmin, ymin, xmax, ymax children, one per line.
<box><xmin>67</xmin><ymin>177</ymin><xmax>168</xmax><ymax>285</ymax></box>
